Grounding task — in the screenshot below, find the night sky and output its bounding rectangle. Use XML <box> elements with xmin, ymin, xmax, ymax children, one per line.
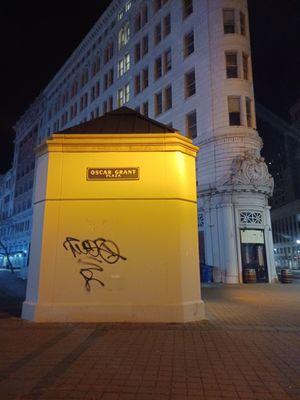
<box><xmin>1</xmin><ymin>0</ymin><xmax>299</xmax><ymax>173</ymax></box>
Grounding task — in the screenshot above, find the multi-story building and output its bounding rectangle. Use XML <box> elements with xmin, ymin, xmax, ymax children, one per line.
<box><xmin>0</xmin><ymin>169</ymin><xmax>15</xmax><ymax>268</ymax></box>
<box><xmin>2</xmin><ymin>0</ymin><xmax>276</xmax><ymax>282</ymax></box>
<box><xmin>256</xmin><ymin>102</ymin><xmax>300</xmax><ymax>270</ymax></box>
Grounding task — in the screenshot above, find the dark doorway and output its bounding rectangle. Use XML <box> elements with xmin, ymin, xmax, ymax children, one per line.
<box><xmin>241</xmin><ymin>230</ymin><xmax>268</xmax><ymax>283</ymax></box>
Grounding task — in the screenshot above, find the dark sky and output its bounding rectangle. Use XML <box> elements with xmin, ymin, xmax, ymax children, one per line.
<box><xmin>1</xmin><ymin>0</ymin><xmax>300</xmax><ymax>173</ymax></box>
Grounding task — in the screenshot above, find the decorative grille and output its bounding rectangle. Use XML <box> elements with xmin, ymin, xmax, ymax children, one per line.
<box><xmin>240</xmin><ymin>211</ymin><xmax>263</xmax><ymax>225</ymax></box>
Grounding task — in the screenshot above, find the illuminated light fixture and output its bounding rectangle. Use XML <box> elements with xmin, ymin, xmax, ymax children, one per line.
<box><xmin>297</xmin><ymin>239</ymin><xmax>300</xmax><ymax>244</ymax></box>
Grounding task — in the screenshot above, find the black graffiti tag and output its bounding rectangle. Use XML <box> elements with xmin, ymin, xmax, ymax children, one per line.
<box><xmin>63</xmin><ymin>237</ymin><xmax>127</xmax><ymax>290</ymax></box>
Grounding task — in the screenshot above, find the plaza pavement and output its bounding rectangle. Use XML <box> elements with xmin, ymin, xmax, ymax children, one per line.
<box><xmin>0</xmin><ymin>270</ymin><xmax>299</xmax><ymax>400</ymax></box>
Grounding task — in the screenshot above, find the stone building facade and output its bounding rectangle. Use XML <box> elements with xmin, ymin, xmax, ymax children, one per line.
<box><xmin>1</xmin><ymin>0</ymin><xmax>276</xmax><ymax>282</ymax></box>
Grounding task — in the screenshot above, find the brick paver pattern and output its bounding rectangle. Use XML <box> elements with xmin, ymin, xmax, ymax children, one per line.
<box><xmin>0</xmin><ymin>275</ymin><xmax>299</xmax><ymax>400</ymax></box>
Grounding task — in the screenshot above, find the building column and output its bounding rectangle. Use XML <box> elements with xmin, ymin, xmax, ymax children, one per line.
<box><xmin>221</xmin><ymin>204</ymin><xmax>239</xmax><ymax>283</ymax></box>
<box><xmin>265</xmin><ymin>206</ymin><xmax>278</xmax><ymax>282</ymax></box>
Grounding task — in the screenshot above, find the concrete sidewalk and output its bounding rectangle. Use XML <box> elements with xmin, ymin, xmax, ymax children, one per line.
<box><xmin>0</xmin><ymin>271</ymin><xmax>299</xmax><ymax>400</ymax></box>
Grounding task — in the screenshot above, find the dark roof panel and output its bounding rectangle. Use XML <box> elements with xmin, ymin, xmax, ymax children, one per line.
<box><xmin>59</xmin><ymin>106</ymin><xmax>177</xmax><ymax>135</ymax></box>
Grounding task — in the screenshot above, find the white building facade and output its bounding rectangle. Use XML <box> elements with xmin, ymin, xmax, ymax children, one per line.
<box><xmin>4</xmin><ymin>0</ymin><xmax>276</xmax><ymax>282</ymax></box>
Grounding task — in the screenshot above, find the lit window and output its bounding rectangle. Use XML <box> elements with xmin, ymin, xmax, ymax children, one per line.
<box><xmin>155</xmin><ymin>91</ymin><xmax>163</xmax><ymax>115</ymax></box>
<box><xmin>226</xmin><ymin>52</ymin><xmax>238</xmax><ymax>78</ymax></box>
<box><xmin>228</xmin><ymin>96</ymin><xmax>241</xmax><ymax>125</ymax></box>
<box><xmin>185</xmin><ymin>69</ymin><xmax>196</xmax><ymax>97</ymax></box>
<box><xmin>118</xmin><ymin>23</ymin><xmax>130</xmax><ymax>50</ymax></box>
<box><xmin>125</xmin><ymin>1</ymin><xmax>131</xmax><ymax>12</ymax></box>
<box><xmin>223</xmin><ymin>9</ymin><xmax>235</xmax><ymax>34</ymax></box>
<box><xmin>118</xmin><ymin>84</ymin><xmax>130</xmax><ymax>106</ymax></box>
<box><xmin>245</xmin><ymin>97</ymin><xmax>252</xmax><ymax>127</ymax></box>
<box><xmin>184</xmin><ymin>31</ymin><xmax>194</xmax><ymax>58</ymax></box>
<box><xmin>182</xmin><ymin>0</ymin><xmax>193</xmax><ymax>19</ymax></box>
<box><xmin>118</xmin><ymin>10</ymin><xmax>124</xmax><ymax>21</ymax></box>
<box><xmin>118</xmin><ymin>58</ymin><xmax>124</xmax><ymax>77</ymax></box>
<box><xmin>118</xmin><ymin>53</ymin><xmax>130</xmax><ymax>77</ymax></box>
<box><xmin>186</xmin><ymin>110</ymin><xmax>197</xmax><ymax>138</ymax></box>
<box><xmin>124</xmin><ymin>53</ymin><xmax>130</xmax><ymax>72</ymax></box>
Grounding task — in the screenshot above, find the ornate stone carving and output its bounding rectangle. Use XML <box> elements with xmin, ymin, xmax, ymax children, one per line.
<box><xmin>217</xmin><ymin>149</ymin><xmax>274</xmax><ymax>195</ymax></box>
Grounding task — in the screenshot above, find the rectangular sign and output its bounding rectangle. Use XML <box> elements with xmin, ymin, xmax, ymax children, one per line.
<box><xmin>87</xmin><ymin>167</ymin><xmax>139</xmax><ymax>181</ymax></box>
<box><xmin>241</xmin><ymin>229</ymin><xmax>264</xmax><ymax>244</ymax></box>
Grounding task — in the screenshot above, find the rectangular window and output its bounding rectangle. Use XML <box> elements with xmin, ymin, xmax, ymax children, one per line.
<box><xmin>226</xmin><ymin>52</ymin><xmax>238</xmax><ymax>78</ymax></box>
<box><xmin>142</xmin><ymin>5</ymin><xmax>148</xmax><ymax>26</ymax></box>
<box><xmin>135</xmin><ymin>42</ymin><xmax>141</xmax><ymax>63</ymax></box>
<box><xmin>142</xmin><ymin>35</ymin><xmax>149</xmax><ymax>56</ymax></box>
<box><xmin>135</xmin><ymin>74</ymin><xmax>141</xmax><ymax>95</ymax></box>
<box><xmin>135</xmin><ymin>13</ymin><xmax>141</xmax><ymax>33</ymax></box>
<box><xmin>125</xmin><ymin>83</ymin><xmax>130</xmax><ymax>102</ymax></box>
<box><xmin>118</xmin><ymin>59</ymin><xmax>124</xmax><ymax>77</ymax></box>
<box><xmin>95</xmin><ymin>81</ymin><xmax>100</xmax><ymax>97</ymax></box>
<box><xmin>184</xmin><ymin>31</ymin><xmax>194</xmax><ymax>57</ymax></box>
<box><xmin>142</xmin><ymin>101</ymin><xmax>149</xmax><ymax>116</ymax></box>
<box><xmin>240</xmin><ymin>11</ymin><xmax>246</xmax><ymax>35</ymax></box>
<box><xmin>242</xmin><ymin>53</ymin><xmax>249</xmax><ymax>80</ymax></box>
<box><xmin>125</xmin><ymin>1</ymin><xmax>131</xmax><ymax>11</ymax></box>
<box><xmin>118</xmin><ymin>23</ymin><xmax>130</xmax><ymax>49</ymax></box>
<box><xmin>245</xmin><ymin>97</ymin><xmax>252</xmax><ymax>127</ymax></box>
<box><xmin>186</xmin><ymin>110</ymin><xmax>197</xmax><ymax>138</ymax></box>
<box><xmin>118</xmin><ymin>84</ymin><xmax>130</xmax><ymax>106</ymax></box>
<box><xmin>142</xmin><ymin>67</ymin><xmax>149</xmax><ymax>90</ymax></box>
<box><xmin>228</xmin><ymin>96</ymin><xmax>241</xmax><ymax>125</ymax></box>
<box><xmin>154</xmin><ymin>23</ymin><xmax>162</xmax><ymax>45</ymax></box>
<box><xmin>163</xmin><ymin>14</ymin><xmax>171</xmax><ymax>37</ymax></box>
<box><xmin>154</xmin><ymin>56</ymin><xmax>162</xmax><ymax>80</ymax></box>
<box><xmin>182</xmin><ymin>0</ymin><xmax>193</xmax><ymax>19</ymax></box>
<box><xmin>118</xmin><ymin>54</ymin><xmax>130</xmax><ymax>77</ymax></box>
<box><xmin>163</xmin><ymin>48</ymin><xmax>172</xmax><ymax>73</ymax></box>
<box><xmin>108</xmin><ymin>96</ymin><xmax>113</xmax><ymax>112</ymax></box>
<box><xmin>223</xmin><ymin>9</ymin><xmax>235</xmax><ymax>34</ymax></box>
<box><xmin>118</xmin><ymin>89</ymin><xmax>124</xmax><ymax>107</ymax></box>
<box><xmin>185</xmin><ymin>69</ymin><xmax>196</xmax><ymax>97</ymax></box>
<box><xmin>155</xmin><ymin>91</ymin><xmax>163</xmax><ymax>115</ymax></box>
<box><xmin>124</xmin><ymin>53</ymin><xmax>130</xmax><ymax>72</ymax></box>
<box><xmin>103</xmin><ymin>100</ymin><xmax>108</xmax><ymax>114</ymax></box>
<box><xmin>153</xmin><ymin>0</ymin><xmax>162</xmax><ymax>13</ymax></box>
<box><xmin>164</xmin><ymin>85</ymin><xmax>172</xmax><ymax>111</ymax></box>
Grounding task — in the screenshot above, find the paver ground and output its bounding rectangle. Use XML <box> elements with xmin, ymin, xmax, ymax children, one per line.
<box><xmin>0</xmin><ymin>270</ymin><xmax>299</xmax><ymax>400</ymax></box>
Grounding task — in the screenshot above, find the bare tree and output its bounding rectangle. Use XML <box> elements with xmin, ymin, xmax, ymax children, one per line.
<box><xmin>0</xmin><ymin>240</ymin><xmax>14</xmax><ymax>274</ymax></box>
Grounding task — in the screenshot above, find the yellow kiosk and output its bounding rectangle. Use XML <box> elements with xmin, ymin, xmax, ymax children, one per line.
<box><xmin>22</xmin><ymin>107</ymin><xmax>205</xmax><ymax>322</ymax></box>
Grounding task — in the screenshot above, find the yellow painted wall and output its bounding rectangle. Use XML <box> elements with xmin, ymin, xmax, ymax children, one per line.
<box><xmin>22</xmin><ymin>133</ymin><xmax>205</xmax><ymax>322</ymax></box>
